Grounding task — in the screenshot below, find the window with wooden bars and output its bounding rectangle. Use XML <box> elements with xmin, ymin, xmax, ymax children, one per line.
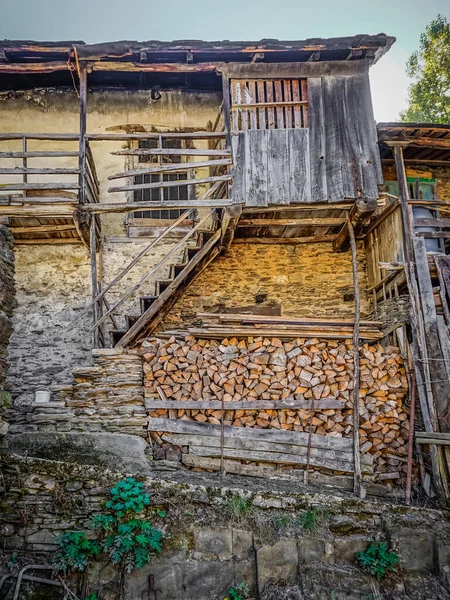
<box><xmin>230</xmin><ymin>79</ymin><xmax>308</xmax><ymax>132</ymax></box>
<box><xmin>132</xmin><ymin>138</ymin><xmax>188</xmax><ymax>219</ymax></box>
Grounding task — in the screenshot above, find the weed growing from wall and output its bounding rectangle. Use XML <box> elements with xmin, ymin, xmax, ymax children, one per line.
<box><xmin>53</xmin><ymin>477</ymin><xmax>165</xmax><ymax>599</ymax></box>
<box><xmin>356</xmin><ymin>542</ymin><xmax>399</xmax><ymax>580</ymax></box>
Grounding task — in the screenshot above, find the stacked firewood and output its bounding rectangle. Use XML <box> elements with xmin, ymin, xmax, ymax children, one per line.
<box><xmin>142</xmin><ymin>335</ymin><xmax>409</xmax><ymax>478</ymax></box>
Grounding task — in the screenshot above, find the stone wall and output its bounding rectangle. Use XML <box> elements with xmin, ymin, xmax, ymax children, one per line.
<box><xmin>159</xmin><ymin>241</ymin><xmax>370</xmax><ymax>331</ymax></box>
<box><xmin>0</xmin><ymin>225</ymin><xmax>14</xmax><ymax>391</ymax></box>
<box><xmin>1</xmin><ymin>448</ymin><xmax>450</xmax><ymax>600</ymax></box>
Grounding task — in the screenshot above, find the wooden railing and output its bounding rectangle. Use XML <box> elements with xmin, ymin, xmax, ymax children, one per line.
<box><xmin>0</xmin><ymin>133</ymin><xmax>99</xmax><ymax>206</ymax></box>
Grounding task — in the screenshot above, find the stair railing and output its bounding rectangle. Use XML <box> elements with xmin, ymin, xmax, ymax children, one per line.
<box><xmin>89</xmin><ymin>209</ymin><xmax>216</xmax><ymax>333</ymax></box>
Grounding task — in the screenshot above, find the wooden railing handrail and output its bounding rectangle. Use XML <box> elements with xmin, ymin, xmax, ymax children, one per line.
<box><xmin>0</xmin><ymin>133</ymin><xmax>80</xmax><ymax>141</ymax></box>
<box><xmin>90</xmin><ymin>210</ymin><xmax>214</xmax><ymax>332</ymax></box>
<box><xmin>87</xmin><ymin>132</ymin><xmax>227</xmax><ymax>140</ymax></box>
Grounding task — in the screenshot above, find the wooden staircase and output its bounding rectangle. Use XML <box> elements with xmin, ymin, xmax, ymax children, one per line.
<box><xmin>111</xmin><ymin>227</ymin><xmax>222</xmax><ymax>348</ymax></box>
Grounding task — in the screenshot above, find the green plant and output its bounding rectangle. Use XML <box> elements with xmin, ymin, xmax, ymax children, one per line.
<box><xmin>356</xmin><ymin>542</ymin><xmax>399</xmax><ymax>580</ymax></box>
<box><xmin>225</xmin><ymin>582</ymin><xmax>250</xmax><ymax>600</ymax></box>
<box><xmin>227</xmin><ymin>494</ymin><xmax>253</xmax><ymax>519</ymax></box>
<box><xmin>53</xmin><ymin>478</ymin><xmax>165</xmax><ymax>598</ymax></box>
<box><xmin>297</xmin><ymin>509</ymin><xmax>320</xmax><ymax>533</ymax></box>
<box><xmin>270</xmin><ymin>512</ymin><xmax>292</xmax><ymax>529</ymax></box>
<box><xmin>84</xmin><ymin>594</ymin><xmax>98</xmax><ymax>600</ymax></box>
<box><xmin>53</xmin><ymin>532</ymin><xmax>101</xmax><ymax>574</ymax></box>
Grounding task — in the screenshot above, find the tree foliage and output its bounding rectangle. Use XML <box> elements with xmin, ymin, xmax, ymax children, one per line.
<box><xmin>400</xmin><ymin>14</ymin><xmax>450</xmax><ymax>123</ymax></box>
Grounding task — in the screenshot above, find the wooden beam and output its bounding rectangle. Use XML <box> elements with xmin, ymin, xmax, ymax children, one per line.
<box><xmin>88</xmin><ymin>132</ymin><xmax>226</xmax><ymax>140</ymax></box>
<box><xmin>145</xmin><ymin>398</ymin><xmax>344</xmax><ymax>410</ymax></box>
<box><xmin>0</xmin><ymin>168</ymin><xmax>80</xmax><ymax>175</ymax></box>
<box><xmin>394</xmin><ymin>146</ymin><xmax>415</xmax><ymax>263</ymax></box>
<box><xmin>242</xmin><ymin>203</ymin><xmax>352</xmax><ymax>213</ymax></box>
<box><xmin>79</xmin><ymin>68</ymin><xmax>87</xmax><ymax>205</ymax></box>
<box><xmin>233</xmin><ymin>235</ymin><xmax>335</xmax><ymax>244</ymax></box>
<box><xmin>108</xmin><ymin>159</ymin><xmax>232</xmax><ymax>180</ymax></box>
<box><xmin>0</xmin><ymin>133</ymin><xmax>79</xmax><ymax>141</ymax></box>
<box><xmin>348</xmin><ymin>215</ymin><xmax>363</xmax><ymax>498</ymax></box>
<box><xmin>238</xmin><ymin>217</ymin><xmax>345</xmax><ymax>227</ymax></box>
<box><xmin>9</xmin><ymin>224</ymin><xmax>76</xmax><ymax>234</ymax></box>
<box><xmin>220</xmin><ymin>204</ymin><xmax>242</xmax><ymax>252</ymax></box>
<box><xmin>0</xmin><ymin>183</ymin><xmax>79</xmax><ymax>191</ymax></box>
<box><xmin>108</xmin><ymin>174</ymin><xmax>231</xmax><ymax>194</ymax></box>
<box><xmin>0</xmin><ymin>151</ymin><xmax>79</xmax><ymax>159</ymax></box>
<box><xmin>112</xmin><ymin>148</ymin><xmax>231</xmax><ymax>157</ymax></box>
<box><xmin>333</xmin><ymin>198</ymin><xmax>378</xmax><ymax>252</ymax></box>
<box><xmin>85</xmin><ymin>200</ymin><xmax>233</xmax><ymax>214</ymax></box>
<box><xmin>218</xmin><ymin>60</ymin><xmax>368</xmax><ymax>79</ymax></box>
<box><xmin>0</xmin><ymin>205</ymin><xmax>77</xmax><ymax>218</ymax></box>
<box><xmin>91</xmin><ymin>61</ymin><xmax>218</xmax><ymax>73</ymax></box>
<box><xmin>417</xmin><ymin>232</ymin><xmax>450</xmax><ymax>239</ymax></box>
<box><xmin>13</xmin><ymin>237</ymin><xmax>83</xmax><ymax>245</ymax></box>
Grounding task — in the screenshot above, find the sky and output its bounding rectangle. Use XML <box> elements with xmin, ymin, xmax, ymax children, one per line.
<box><xmin>1</xmin><ymin>0</ymin><xmax>450</xmax><ymax>122</ymax></box>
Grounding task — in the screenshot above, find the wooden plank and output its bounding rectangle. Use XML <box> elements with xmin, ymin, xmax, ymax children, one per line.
<box><xmin>0</xmin><ymin>168</ymin><xmax>80</xmax><ymax>175</ymax></box>
<box><xmin>0</xmin><ymin>182</ymin><xmax>79</xmax><ymax>191</ymax></box>
<box><xmin>416</xmin><ymin>432</ymin><xmax>450</xmax><ymax>441</ymax></box>
<box><xmin>189</xmin><ymin>446</ymin><xmax>362</xmax><ymax>473</ymax></box>
<box><xmin>9</xmin><ymin>224</ymin><xmax>76</xmax><ymax>234</ymax></box>
<box><xmin>238</xmin><ymin>218</ymin><xmax>344</xmax><ymax>227</ymax></box>
<box><xmin>307</xmin><ymin>78</ymin><xmax>327</xmax><ymax>202</ymax></box>
<box><xmin>0</xmin><ymin>151</ymin><xmax>79</xmax><ymax>158</ymax></box>
<box><xmin>0</xmin><ymin>133</ymin><xmax>79</xmax><ymax>141</ymax></box>
<box><xmin>13</xmin><ymin>238</ymin><xmax>83</xmax><ymax>245</ymax></box>
<box><xmin>274</xmin><ymin>80</ymin><xmax>284</xmax><ymax>128</ymax></box>
<box><xmin>231</xmin><ymin>132</ymin><xmax>245</xmax><ymax>205</ymax></box>
<box><xmin>147</xmin><ymin>416</ymin><xmax>356</xmax><ymax>451</ymax></box>
<box><xmin>222</xmin><ymin>73</ymin><xmax>232</xmax><ymax>148</ymax></box>
<box><xmin>256</xmin><ymin>80</ymin><xmax>266</xmax><ymax>129</ymax></box>
<box><xmin>268</xmin><ymin>129</ymin><xmax>290</xmax><ymax>205</ymax></box>
<box><xmin>108</xmin><ymin>159</ymin><xmax>232</xmax><ymax>180</ymax></box>
<box><xmin>289</xmin><ymin>128</ymin><xmax>312</xmax><ymax>204</ymax></box>
<box><xmin>182</xmin><ymin>454</ymin><xmax>304</xmax><ymax>479</ymax></box>
<box><xmin>245</xmin><ymin>129</ymin><xmax>268</xmax><ymax>207</ymax></box>
<box><xmin>167</xmin><ymin>436</ymin><xmax>371</xmax><ymax>473</ymax></box>
<box><xmin>145</xmin><ymin>399</ymin><xmax>345</xmax><ymax>410</ymax></box>
<box><xmin>417</xmin><ymin>231</ymin><xmax>450</xmax><ymax>239</ymax></box>
<box><xmin>112</xmin><ymin>148</ymin><xmax>231</xmax><ymax>157</ymax></box>
<box><xmin>283</xmin><ymin>80</ymin><xmax>293</xmax><ymax>128</ymax></box>
<box><xmin>220</xmin><ymin>61</ymin><xmax>368</xmax><ymax>80</ymax></box>
<box><xmin>414</xmin><ymin>236</ymin><xmax>450</xmax><ymax>430</ymax></box>
<box><xmin>108</xmin><ymin>174</ymin><xmax>231</xmax><ymax>193</ymax></box>
<box><xmin>87</xmin><ymin>132</ymin><xmax>227</xmax><ymax>140</ymax></box>
<box><xmin>239</xmin><ymin>81</ymin><xmax>249</xmax><ymax>131</ymax></box>
<box><xmin>301</xmin><ymin>79</ymin><xmax>309</xmax><ymax>127</ymax></box>
<box><xmin>266</xmin><ymin>79</ymin><xmax>276</xmax><ymax>129</ymax></box>
<box><xmin>414</xmin><ymin>218</ymin><xmax>450</xmax><ymax>228</ymax></box>
<box><xmin>242</xmin><ymin>203</ymin><xmax>351</xmax><ymax>213</ymax></box>
<box><xmin>86</xmin><ymin>200</ymin><xmax>233</xmax><ymax>214</ymax></box>
<box><xmin>230</xmin><ymin>80</ymin><xmax>240</xmax><ymax>133</ymax></box>
<box><xmin>233</xmin><ymin>235</ymin><xmax>334</xmax><ymax>244</ymax></box>
<box><xmin>203</xmin><ymin>313</ymin><xmax>381</xmax><ymax>326</ymax></box>
<box><xmin>322</xmin><ymin>76</ymin><xmax>346</xmax><ymax>201</ymax></box>
<box><xmin>291</xmin><ymin>79</ymin><xmax>302</xmax><ymax>128</ymax></box>
<box><xmin>247</xmin><ymin>80</ymin><xmax>258</xmax><ymax>130</ymax></box>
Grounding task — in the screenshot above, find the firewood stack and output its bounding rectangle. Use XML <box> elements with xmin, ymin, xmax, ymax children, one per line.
<box><xmin>142</xmin><ymin>333</ymin><xmax>409</xmax><ymax>480</ymax></box>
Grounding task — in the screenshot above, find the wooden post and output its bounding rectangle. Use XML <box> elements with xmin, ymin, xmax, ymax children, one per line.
<box><xmin>393</xmin><ymin>144</ymin><xmax>414</xmax><ymax>263</ymax></box>
<box><xmin>89</xmin><ymin>215</ymin><xmax>100</xmax><ymax>348</ymax></box>
<box><xmin>405</xmin><ymin>372</ymin><xmax>416</xmax><ymax>505</ymax></box>
<box><xmin>222</xmin><ymin>73</ymin><xmax>232</xmax><ymax>150</ymax></box>
<box><xmin>78</xmin><ymin>68</ymin><xmax>87</xmax><ymax>205</ymax></box>
<box><xmin>347</xmin><ymin>214</ymin><xmax>363</xmax><ymax>498</ymax></box>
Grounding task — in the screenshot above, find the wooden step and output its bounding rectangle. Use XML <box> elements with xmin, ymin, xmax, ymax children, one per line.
<box><xmin>110</xmin><ymin>330</ymin><xmax>127</xmax><ymax>345</ymax></box>
<box><xmin>155</xmin><ymin>279</ymin><xmax>173</xmax><ymax>295</ymax></box>
<box><xmin>140</xmin><ymin>295</ymin><xmax>158</xmax><ymax>313</ymax></box>
<box><xmin>125</xmin><ymin>315</ymin><xmax>140</xmax><ymax>329</ymax></box>
<box><xmin>184</xmin><ymin>246</ymin><xmax>201</xmax><ymax>262</ymax></box>
<box><xmin>170</xmin><ymin>263</ymin><xmax>188</xmax><ymax>278</ymax></box>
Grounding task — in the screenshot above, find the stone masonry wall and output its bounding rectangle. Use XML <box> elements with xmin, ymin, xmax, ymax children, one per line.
<box><xmin>159</xmin><ymin>241</ymin><xmax>370</xmax><ymax>331</ymax></box>
<box><xmin>0</xmin><ymin>225</ymin><xmax>14</xmax><ymax>391</ymax></box>
<box><xmin>1</xmin><ymin>451</ymin><xmax>450</xmax><ymax>599</ymax></box>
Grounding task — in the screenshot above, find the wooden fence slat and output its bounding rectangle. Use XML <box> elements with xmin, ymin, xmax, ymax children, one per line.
<box><xmin>268</xmin><ymin>129</ymin><xmax>290</xmax><ymax>204</ymax></box>
<box><xmin>292</xmin><ymin>79</ymin><xmax>302</xmax><ymax>128</ymax></box>
<box><xmin>266</xmin><ymin>79</ymin><xmax>276</xmax><ymax>129</ymax></box>
<box><xmin>283</xmin><ymin>80</ymin><xmax>293</xmax><ymax>128</ymax></box>
<box><xmin>301</xmin><ymin>79</ymin><xmax>309</xmax><ymax>127</ymax></box>
<box><xmin>274</xmin><ymin>80</ymin><xmax>285</xmax><ymax>129</ymax></box>
<box><xmin>248</xmin><ymin>80</ymin><xmax>258</xmax><ymax>130</ymax></box>
<box><xmin>257</xmin><ymin>80</ymin><xmax>266</xmax><ymax>129</ymax></box>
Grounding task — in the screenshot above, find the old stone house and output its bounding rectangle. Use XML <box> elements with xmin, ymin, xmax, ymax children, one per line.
<box><xmin>1</xmin><ymin>35</ymin><xmax>450</xmax><ymax>599</ymax></box>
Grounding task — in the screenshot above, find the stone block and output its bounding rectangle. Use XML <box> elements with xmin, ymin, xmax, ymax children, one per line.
<box><xmin>438</xmin><ymin>543</ymin><xmax>450</xmax><ymax>569</ymax></box>
<box><xmin>301</xmin><ymin>565</ymin><xmax>373</xmax><ymax>600</ymax></box>
<box><xmin>182</xmin><ymin>560</ymin><xmax>235</xmax><ymax>600</ymax></box>
<box><xmin>298</xmin><ymin>536</ymin><xmax>334</xmax><ymax>564</ymax></box>
<box><xmin>334</xmin><ymin>535</ymin><xmax>369</xmax><ymax>565</ymax></box>
<box><xmin>125</xmin><ymin>562</ymin><xmax>184</xmax><ymax>600</ymax></box>
<box><xmin>232</xmin><ymin>529</ymin><xmax>253</xmax><ymax>558</ymax></box>
<box><xmin>392</xmin><ymin>529</ymin><xmax>437</xmax><ymax>574</ymax></box>
<box><xmin>256</xmin><ymin>538</ymin><xmax>298</xmax><ymax>592</ymax></box>
<box><xmin>329</xmin><ymin>515</ymin><xmax>368</xmax><ymax>535</ymax></box>
<box><xmin>193</xmin><ymin>526</ymin><xmax>233</xmax><ymax>560</ymax></box>
<box><xmin>27</xmin><ymin>528</ymin><xmax>56</xmax><ymax>545</ymax></box>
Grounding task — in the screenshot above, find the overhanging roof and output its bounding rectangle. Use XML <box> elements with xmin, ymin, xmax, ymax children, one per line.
<box><xmin>0</xmin><ymin>34</ymin><xmax>395</xmax><ymax>91</ymax></box>
<box><xmin>378</xmin><ymin>123</ymin><xmax>450</xmax><ymax>166</ymax></box>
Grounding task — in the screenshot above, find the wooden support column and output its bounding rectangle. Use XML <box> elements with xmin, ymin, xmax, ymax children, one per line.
<box><xmin>78</xmin><ymin>68</ymin><xmax>87</xmax><ymax>205</ymax></box>
<box><xmin>220</xmin><ymin>205</ymin><xmax>242</xmax><ymax>252</ymax></box>
<box><xmin>90</xmin><ymin>215</ymin><xmax>100</xmax><ymax>348</ymax></box>
<box><xmin>333</xmin><ymin>198</ymin><xmax>377</xmax><ymax>252</ymax></box>
<box><xmin>393</xmin><ymin>144</ymin><xmax>414</xmax><ymax>262</ymax></box>
<box><xmin>221</xmin><ymin>73</ymin><xmax>232</xmax><ymax>150</ymax></box>
<box><xmin>347</xmin><ymin>215</ymin><xmax>363</xmax><ymax>498</ymax></box>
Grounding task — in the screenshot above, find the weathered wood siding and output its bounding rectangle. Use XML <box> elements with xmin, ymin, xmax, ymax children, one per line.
<box><xmin>232</xmin><ymin>72</ymin><xmax>382</xmax><ymax>206</ymax></box>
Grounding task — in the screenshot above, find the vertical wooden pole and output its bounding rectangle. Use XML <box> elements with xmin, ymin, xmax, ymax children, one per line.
<box><xmin>405</xmin><ymin>373</ymin><xmax>416</xmax><ymax>505</ymax></box>
<box><xmin>393</xmin><ymin>145</ymin><xmax>414</xmax><ymax>263</ymax></box>
<box><xmin>222</xmin><ymin>73</ymin><xmax>232</xmax><ymax>150</ymax></box>
<box><xmin>348</xmin><ymin>215</ymin><xmax>363</xmax><ymax>498</ymax></box>
<box><xmin>22</xmin><ymin>137</ymin><xmax>27</xmax><ymax>196</ymax></box>
<box><xmin>90</xmin><ymin>216</ymin><xmax>100</xmax><ymax>348</ymax></box>
<box><xmin>78</xmin><ymin>68</ymin><xmax>87</xmax><ymax>205</ymax></box>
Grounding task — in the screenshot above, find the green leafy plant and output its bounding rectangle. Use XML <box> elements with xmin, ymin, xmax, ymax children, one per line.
<box><xmin>53</xmin><ymin>532</ymin><xmax>101</xmax><ymax>574</ymax></box>
<box><xmin>53</xmin><ymin>478</ymin><xmax>165</xmax><ymax>599</ymax></box>
<box><xmin>225</xmin><ymin>582</ymin><xmax>250</xmax><ymax>600</ymax></box>
<box><xmin>356</xmin><ymin>542</ymin><xmax>399</xmax><ymax>580</ymax></box>
<box><xmin>84</xmin><ymin>594</ymin><xmax>98</xmax><ymax>600</ymax></box>
<box><xmin>297</xmin><ymin>509</ymin><xmax>320</xmax><ymax>533</ymax></box>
